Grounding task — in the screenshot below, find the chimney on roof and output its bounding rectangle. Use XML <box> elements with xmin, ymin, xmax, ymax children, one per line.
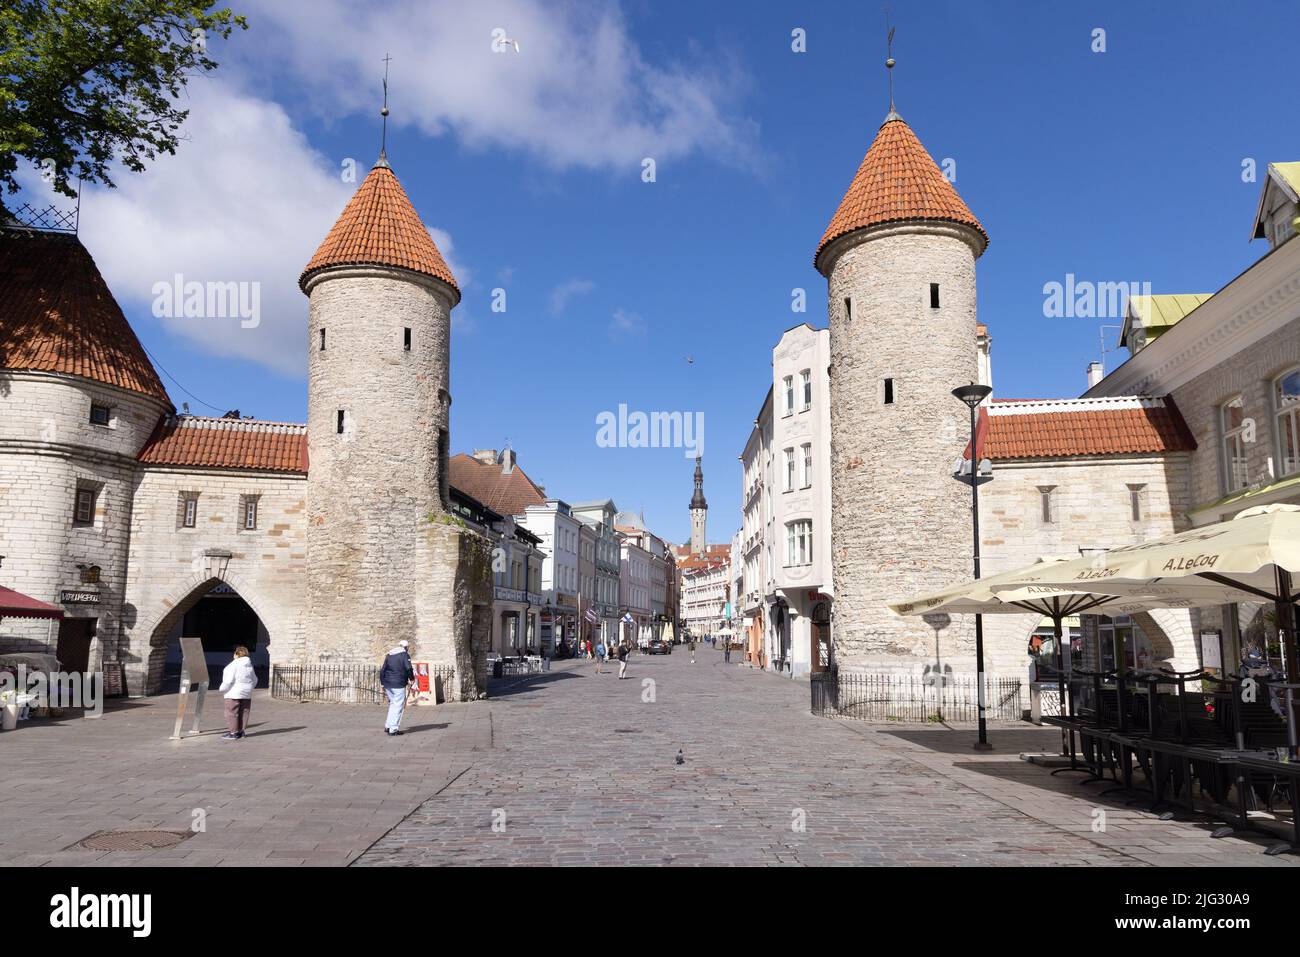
<box><xmin>1086</xmin><ymin>361</ymin><xmax>1104</xmax><ymax>389</ymax></box>
<box><xmin>498</xmin><ymin>448</ymin><xmax>516</xmax><ymax>474</ymax></box>
<box><xmin>472</xmin><ymin>449</ymin><xmax>498</xmax><ymax>465</ymax></box>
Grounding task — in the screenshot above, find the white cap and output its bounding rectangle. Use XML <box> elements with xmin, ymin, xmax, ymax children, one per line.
<box><xmin>399</xmin><ymin>640</ymin><xmax>409</xmax><ymax>648</ymax></box>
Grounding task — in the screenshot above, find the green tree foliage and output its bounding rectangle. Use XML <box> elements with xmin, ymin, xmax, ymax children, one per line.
<box><xmin>0</xmin><ymin>0</ymin><xmax>246</xmax><ymax>208</ymax></box>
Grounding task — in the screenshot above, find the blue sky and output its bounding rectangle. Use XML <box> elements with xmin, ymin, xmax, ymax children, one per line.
<box><xmin>39</xmin><ymin>0</ymin><xmax>1298</xmax><ymax>545</ymax></box>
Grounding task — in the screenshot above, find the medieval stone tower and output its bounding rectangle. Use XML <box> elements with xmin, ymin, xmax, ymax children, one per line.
<box><xmin>689</xmin><ymin>456</ymin><xmax>707</xmax><ymax>554</ymax></box>
<box><xmin>817</xmin><ymin>110</ymin><xmax>988</xmax><ymax>674</ymax></box>
<box><xmin>299</xmin><ymin>154</ymin><xmax>492</xmax><ymax>693</ymax></box>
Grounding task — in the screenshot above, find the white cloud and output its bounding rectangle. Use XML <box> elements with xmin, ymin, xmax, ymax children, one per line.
<box><xmin>609</xmin><ymin>307</ymin><xmax>645</xmax><ymax>337</ymax></box>
<box><xmin>238</xmin><ymin>0</ymin><xmax>759</xmax><ymax>174</ymax></box>
<box><xmin>549</xmin><ymin>277</ymin><xmax>595</xmax><ymax>315</ymax></box>
<box><xmin>70</xmin><ymin>79</ymin><xmax>462</xmax><ymax>377</ymax></box>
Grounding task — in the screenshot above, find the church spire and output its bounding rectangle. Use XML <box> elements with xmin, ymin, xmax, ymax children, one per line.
<box><xmin>690</xmin><ymin>456</ymin><xmax>707</xmax><ymax>510</ymax></box>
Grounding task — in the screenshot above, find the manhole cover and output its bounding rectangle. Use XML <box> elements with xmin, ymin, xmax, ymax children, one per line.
<box><xmin>68</xmin><ymin>830</ymin><xmax>191</xmax><ymax>852</ymax></box>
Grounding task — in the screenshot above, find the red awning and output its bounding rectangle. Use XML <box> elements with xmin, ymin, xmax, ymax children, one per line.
<box><xmin>0</xmin><ymin>586</ymin><xmax>65</xmax><ymax>620</ymax></box>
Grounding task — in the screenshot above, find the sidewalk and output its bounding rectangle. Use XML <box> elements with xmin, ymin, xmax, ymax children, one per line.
<box><xmin>0</xmin><ymin>691</ymin><xmax>490</xmax><ymax>866</ymax></box>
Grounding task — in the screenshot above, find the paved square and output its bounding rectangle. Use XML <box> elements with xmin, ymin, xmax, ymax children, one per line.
<box><xmin>1</xmin><ymin>647</ymin><xmax>1294</xmax><ymax>866</ymax></box>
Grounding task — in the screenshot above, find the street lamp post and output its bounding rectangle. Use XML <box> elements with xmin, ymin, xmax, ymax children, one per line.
<box><xmin>953</xmin><ymin>382</ymin><xmax>994</xmax><ymax>751</ymax></box>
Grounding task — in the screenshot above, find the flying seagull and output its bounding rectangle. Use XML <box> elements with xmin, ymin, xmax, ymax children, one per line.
<box><xmin>501</xmin><ymin>36</ymin><xmax>520</xmax><ymax>52</ymax></box>
<box><xmin>675</xmin><ymin>749</ymin><xmax>685</xmax><ymax>766</ymax></box>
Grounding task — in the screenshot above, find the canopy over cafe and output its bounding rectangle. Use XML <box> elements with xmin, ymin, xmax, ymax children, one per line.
<box><xmin>0</xmin><ymin>585</ymin><xmax>66</xmax><ymax>701</ymax></box>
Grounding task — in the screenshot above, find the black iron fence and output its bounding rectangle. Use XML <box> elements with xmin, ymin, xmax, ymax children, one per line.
<box><xmin>270</xmin><ymin>663</ymin><xmax>456</xmax><ymax>704</ymax></box>
<box><xmin>811</xmin><ymin>670</ymin><xmax>1023</xmax><ymax>723</ymax></box>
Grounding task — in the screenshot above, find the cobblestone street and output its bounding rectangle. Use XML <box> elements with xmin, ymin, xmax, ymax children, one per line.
<box><xmin>358</xmin><ymin>649</ymin><xmax>1298</xmax><ymax>867</ymax></box>
<box><xmin>2</xmin><ymin>647</ymin><xmax>1296</xmax><ymax>867</ymax></box>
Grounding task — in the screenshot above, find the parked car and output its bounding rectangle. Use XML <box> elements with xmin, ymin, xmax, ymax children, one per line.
<box><xmin>645</xmin><ymin>639</ymin><xmax>672</xmax><ymax>655</ymax></box>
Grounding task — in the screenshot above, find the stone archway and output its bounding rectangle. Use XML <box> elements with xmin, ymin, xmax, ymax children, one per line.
<box><xmin>1132</xmin><ymin>609</ymin><xmax>1194</xmax><ymax>671</ymax></box>
<box><xmin>135</xmin><ymin>569</ymin><xmax>280</xmax><ymax>697</ymax></box>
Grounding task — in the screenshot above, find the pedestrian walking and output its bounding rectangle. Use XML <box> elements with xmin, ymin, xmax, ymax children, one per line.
<box><xmin>617</xmin><ymin>641</ymin><xmax>629</xmax><ymax>679</ymax></box>
<box><xmin>689</xmin><ymin>637</ymin><xmax>696</xmax><ymax>664</ymax></box>
<box><xmin>380</xmin><ymin>639</ymin><xmax>415</xmax><ymax>736</ymax></box>
<box><xmin>219</xmin><ymin>645</ymin><xmax>257</xmax><ymax>740</ymax></box>
<box><xmin>595</xmin><ymin>642</ymin><xmax>605</xmax><ymax>674</ymax></box>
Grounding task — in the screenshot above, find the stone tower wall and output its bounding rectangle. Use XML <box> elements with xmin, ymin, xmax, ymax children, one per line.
<box><xmin>304</xmin><ymin>266</ymin><xmax>453</xmax><ymax>664</ymax></box>
<box><xmin>0</xmin><ymin>372</ymin><xmax>169</xmax><ymax>692</ymax></box>
<box><xmin>826</xmin><ymin>222</ymin><xmax>982</xmax><ymax>674</ymax></box>
<box><xmin>690</xmin><ymin>507</ymin><xmax>706</xmax><ymax>554</ymax></box>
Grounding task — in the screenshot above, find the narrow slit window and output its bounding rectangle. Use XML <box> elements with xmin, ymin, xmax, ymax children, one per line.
<box><xmin>319</xmin><ymin>328</ymin><xmax>326</xmax><ymax>351</ymax></box>
<box><xmin>403</xmin><ymin>327</ymin><xmax>411</xmax><ymax>351</ymax></box>
<box><xmin>883</xmin><ymin>378</ymin><xmax>894</xmax><ymax>405</ymax></box>
<box><xmin>337</xmin><ymin>410</ymin><xmax>345</xmax><ymax>434</ymax></box>
<box><xmin>1039</xmin><ymin>486</ymin><xmax>1056</xmax><ymax>525</ymax></box>
<box><xmin>929</xmin><ymin>283</ymin><xmax>940</xmax><ymax>309</ymax></box>
<box><xmin>844</xmin><ymin>297</ymin><xmax>852</xmax><ymax>321</ymax></box>
<box><xmin>1129</xmin><ymin>484</ymin><xmax>1144</xmax><ymax>522</ymax></box>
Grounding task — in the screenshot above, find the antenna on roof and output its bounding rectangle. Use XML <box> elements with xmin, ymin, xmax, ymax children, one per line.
<box><xmin>379</xmin><ymin>53</ymin><xmax>392</xmax><ymax>162</ymax></box>
<box><xmin>884</xmin><ymin>6</ymin><xmax>898</xmax><ymax>117</ymax></box>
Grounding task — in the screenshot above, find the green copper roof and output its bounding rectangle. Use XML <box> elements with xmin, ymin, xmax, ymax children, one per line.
<box><xmin>1121</xmin><ymin>293</ymin><xmax>1213</xmax><ymax>350</ymax></box>
<box><xmin>1272</xmin><ymin>162</ymin><xmax>1300</xmax><ymax>196</ymax></box>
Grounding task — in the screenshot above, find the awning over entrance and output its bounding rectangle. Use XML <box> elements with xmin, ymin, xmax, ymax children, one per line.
<box><xmin>0</xmin><ymin>586</ymin><xmax>64</xmax><ymax>620</ymax></box>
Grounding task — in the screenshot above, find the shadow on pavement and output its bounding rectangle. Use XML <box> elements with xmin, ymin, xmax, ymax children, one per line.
<box><xmin>878</xmin><ymin>726</ymin><xmax>1060</xmax><ymax>754</ymax></box>
<box><xmin>951</xmin><ymin>759</ymin><xmax>1287</xmax><ymax>852</ymax></box>
<box><xmin>487</xmin><ymin>671</ymin><xmax>585</xmax><ymax>698</ymax></box>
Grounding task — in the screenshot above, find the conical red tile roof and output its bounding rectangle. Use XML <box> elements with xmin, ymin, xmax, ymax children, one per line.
<box><xmin>816</xmin><ymin>114</ymin><xmax>987</xmax><ymax>273</ymax></box>
<box><xmin>0</xmin><ymin>230</ymin><xmax>170</xmax><ymax>403</ymax></box>
<box><xmin>300</xmin><ymin>158</ymin><xmax>459</xmax><ymax>299</ymax></box>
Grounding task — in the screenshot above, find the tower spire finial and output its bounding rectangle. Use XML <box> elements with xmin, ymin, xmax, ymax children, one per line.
<box><xmin>378</xmin><ymin>52</ymin><xmax>392</xmax><ymax>163</ymax></box>
<box><xmin>884</xmin><ymin>6</ymin><xmax>899</xmax><ymax>120</ymax></box>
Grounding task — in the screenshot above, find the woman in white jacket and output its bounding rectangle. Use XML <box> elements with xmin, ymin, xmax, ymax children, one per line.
<box><xmin>219</xmin><ymin>645</ymin><xmax>257</xmax><ymax>740</ymax></box>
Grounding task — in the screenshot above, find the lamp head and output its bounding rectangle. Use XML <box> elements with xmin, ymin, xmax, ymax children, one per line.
<box><xmin>952</xmin><ymin>383</ymin><xmax>992</xmax><ymax>409</ymax></box>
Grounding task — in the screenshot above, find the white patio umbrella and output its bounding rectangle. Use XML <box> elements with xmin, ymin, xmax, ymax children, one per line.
<box><xmin>989</xmin><ymin>505</ymin><xmax>1300</xmax><ymax>679</ymax></box>
<box><xmin>889</xmin><ymin>559</ymin><xmax>1230</xmax><ymax>755</ymax></box>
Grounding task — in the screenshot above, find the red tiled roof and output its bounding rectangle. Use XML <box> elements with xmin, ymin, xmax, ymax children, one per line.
<box><xmin>449</xmin><ymin>453</ymin><xmax>545</xmax><ymax>517</ymax></box>
<box><xmin>139</xmin><ymin>416</ymin><xmax>308</xmax><ymax>473</ymax></box>
<box><xmin>300</xmin><ymin>159</ymin><xmax>458</xmax><ymax>298</ymax></box>
<box><xmin>816</xmin><ymin>115</ymin><xmax>987</xmax><ymax>273</ymax></box>
<box><xmin>0</xmin><ymin>230</ymin><xmax>170</xmax><ymax>402</ymax></box>
<box><xmin>973</xmin><ymin>397</ymin><xmax>1196</xmax><ymax>461</ymax></box>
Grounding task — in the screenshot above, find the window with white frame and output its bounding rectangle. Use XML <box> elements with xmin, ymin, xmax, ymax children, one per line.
<box><xmin>241</xmin><ymin>494</ymin><xmax>259</xmax><ymax>530</ymax></box>
<box><xmin>800</xmin><ymin>370</ymin><xmax>811</xmax><ymax>410</ymax></box>
<box><xmin>73</xmin><ymin>487</ymin><xmax>97</xmax><ymax>526</ymax></box>
<box><xmin>783</xmin><ymin>376</ymin><xmax>794</xmax><ymax>415</ymax></box>
<box><xmin>784</xmin><ymin>448</ymin><xmax>795</xmax><ymax>492</ymax></box>
<box><xmin>801</xmin><ymin>443</ymin><xmax>812</xmax><ymax>488</ymax></box>
<box><xmin>180</xmin><ymin>493</ymin><xmax>198</xmax><ymax>529</ymax></box>
<box><xmin>1274</xmin><ymin>368</ymin><xmax>1300</xmax><ymax>477</ymax></box>
<box><xmin>1221</xmin><ymin>396</ymin><xmax>1250</xmax><ymax>492</ymax></box>
<box><xmin>785</xmin><ymin>520</ymin><xmax>812</xmax><ymax>566</ymax></box>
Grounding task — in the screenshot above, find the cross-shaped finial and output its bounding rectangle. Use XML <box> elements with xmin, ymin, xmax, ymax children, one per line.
<box><xmin>380</xmin><ymin>53</ymin><xmax>392</xmax><ymax>159</ymax></box>
<box><xmin>884</xmin><ymin>5</ymin><xmax>897</xmax><ymax>114</ymax></box>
